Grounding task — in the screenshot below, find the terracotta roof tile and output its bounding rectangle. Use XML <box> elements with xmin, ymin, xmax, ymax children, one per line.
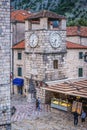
<box><xmin>12</xmin><ymin>40</ymin><xmax>87</xmax><ymax>50</ymax></box>
<box><xmin>11</xmin><ymin>10</ymin><xmax>31</xmax><ymax>22</ymax></box>
<box><xmin>80</xmin><ymin>26</ymin><xmax>87</xmax><ymax>37</ymax></box>
<box><xmin>12</xmin><ymin>40</ymin><xmax>25</xmax><ymax>49</ymax></box>
<box><xmin>26</xmin><ymin>10</ymin><xmax>66</xmax><ymax>20</ymax></box>
<box><xmin>66</xmin><ymin>41</ymin><xmax>87</xmax><ymax>49</ymax></box>
<box><xmin>67</xmin><ymin>26</ymin><xmax>87</xmax><ymax>37</ymax></box>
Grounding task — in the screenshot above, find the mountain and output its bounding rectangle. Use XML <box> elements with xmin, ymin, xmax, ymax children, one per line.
<box><xmin>11</xmin><ymin>0</ymin><xmax>87</xmax><ymax>26</ymax></box>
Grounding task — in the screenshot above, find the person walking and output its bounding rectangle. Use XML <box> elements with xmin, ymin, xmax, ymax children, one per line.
<box><xmin>81</xmin><ymin>110</ymin><xmax>86</xmax><ymax>122</ymax></box>
<box><xmin>37</xmin><ymin>97</ymin><xmax>41</xmax><ymax>111</ymax></box>
<box><xmin>73</xmin><ymin>111</ymin><xmax>79</xmax><ymax>126</ymax></box>
<box><xmin>36</xmin><ymin>98</ymin><xmax>39</xmax><ymax>110</ymax></box>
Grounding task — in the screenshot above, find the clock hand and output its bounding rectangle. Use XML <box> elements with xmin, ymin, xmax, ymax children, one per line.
<box><xmin>32</xmin><ymin>39</ymin><xmax>34</xmax><ymax>47</ymax></box>
<box><xmin>54</xmin><ymin>39</ymin><xmax>57</xmax><ymax>43</ymax></box>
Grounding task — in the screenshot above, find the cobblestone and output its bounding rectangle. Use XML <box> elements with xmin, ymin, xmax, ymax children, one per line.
<box><xmin>11</xmin><ymin>95</ymin><xmax>87</xmax><ymax>130</ymax></box>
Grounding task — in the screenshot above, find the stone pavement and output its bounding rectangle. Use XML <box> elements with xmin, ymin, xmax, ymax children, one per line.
<box><xmin>11</xmin><ymin>95</ymin><xmax>87</xmax><ymax>130</ymax></box>
<box><xmin>11</xmin><ymin>94</ymin><xmax>51</xmax><ymax>122</ymax></box>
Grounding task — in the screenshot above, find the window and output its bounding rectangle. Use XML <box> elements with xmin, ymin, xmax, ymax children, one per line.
<box><xmin>52</xmin><ymin>20</ymin><xmax>60</xmax><ymax>28</ymax></box>
<box><xmin>18</xmin><ymin>52</ymin><xmax>22</xmax><ymax>60</ymax></box>
<box><xmin>18</xmin><ymin>67</ymin><xmax>22</xmax><ymax>76</ymax></box>
<box><xmin>79</xmin><ymin>52</ymin><xmax>83</xmax><ymax>59</ymax></box>
<box><xmin>78</xmin><ymin>68</ymin><xmax>83</xmax><ymax>77</ymax></box>
<box><xmin>53</xmin><ymin>60</ymin><xmax>58</xmax><ymax>69</ymax></box>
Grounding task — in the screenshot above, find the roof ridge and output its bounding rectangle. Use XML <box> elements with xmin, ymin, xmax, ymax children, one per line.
<box><xmin>67</xmin><ymin>41</ymin><xmax>87</xmax><ymax>47</ymax></box>
<box><xmin>13</xmin><ymin>39</ymin><xmax>24</xmax><ymax>46</ymax></box>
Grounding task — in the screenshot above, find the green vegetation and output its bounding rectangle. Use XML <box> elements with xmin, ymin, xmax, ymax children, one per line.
<box><xmin>11</xmin><ymin>0</ymin><xmax>87</xmax><ymax>26</ymax></box>
<box><xmin>67</xmin><ymin>19</ymin><xmax>87</xmax><ymax>26</ymax></box>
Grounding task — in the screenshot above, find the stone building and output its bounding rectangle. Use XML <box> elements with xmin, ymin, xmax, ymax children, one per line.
<box><xmin>67</xmin><ymin>26</ymin><xmax>87</xmax><ymax>46</ymax></box>
<box><xmin>11</xmin><ymin>10</ymin><xmax>31</xmax><ymax>44</ymax></box>
<box><xmin>12</xmin><ymin>10</ymin><xmax>87</xmax><ymax>103</ymax></box>
<box><xmin>12</xmin><ymin>40</ymin><xmax>25</xmax><ymax>94</ymax></box>
<box><xmin>0</xmin><ymin>0</ymin><xmax>11</xmax><ymax>129</ymax></box>
<box><xmin>22</xmin><ymin>10</ymin><xmax>67</xmax><ymax>102</ymax></box>
<box><xmin>12</xmin><ymin>10</ymin><xmax>67</xmax><ymax>98</ymax></box>
<box><xmin>11</xmin><ymin>10</ymin><xmax>31</xmax><ymax>77</ymax></box>
<box><xmin>64</xmin><ymin>41</ymin><xmax>87</xmax><ymax>79</ymax></box>
<box><xmin>12</xmin><ymin>40</ymin><xmax>87</xmax><ymax>96</ymax></box>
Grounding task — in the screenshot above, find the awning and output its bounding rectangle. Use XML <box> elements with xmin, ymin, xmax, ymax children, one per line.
<box><xmin>13</xmin><ymin>78</ymin><xmax>24</xmax><ymax>86</ymax></box>
<box><xmin>42</xmin><ymin>79</ymin><xmax>87</xmax><ymax>98</ymax></box>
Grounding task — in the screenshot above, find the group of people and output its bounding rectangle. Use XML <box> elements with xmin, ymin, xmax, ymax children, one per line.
<box><xmin>73</xmin><ymin>110</ymin><xmax>86</xmax><ymax>126</ymax></box>
<box><xmin>36</xmin><ymin>97</ymin><xmax>41</xmax><ymax>111</ymax></box>
<box><xmin>35</xmin><ymin>97</ymin><xmax>87</xmax><ymax>125</ymax></box>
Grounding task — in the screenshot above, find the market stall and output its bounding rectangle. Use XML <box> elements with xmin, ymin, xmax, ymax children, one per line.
<box><xmin>72</xmin><ymin>101</ymin><xmax>82</xmax><ymax>114</ymax></box>
<box><xmin>51</xmin><ymin>98</ymin><xmax>71</xmax><ymax>111</ymax></box>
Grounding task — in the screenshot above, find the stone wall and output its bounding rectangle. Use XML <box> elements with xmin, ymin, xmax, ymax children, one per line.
<box><xmin>67</xmin><ymin>36</ymin><xmax>87</xmax><ymax>46</ymax></box>
<box><xmin>64</xmin><ymin>49</ymin><xmax>87</xmax><ymax>79</ymax></box>
<box><xmin>12</xmin><ymin>22</ymin><xmax>25</xmax><ymax>44</ymax></box>
<box><xmin>66</xmin><ymin>36</ymin><xmax>80</xmax><ymax>44</ymax></box>
<box><xmin>0</xmin><ymin>0</ymin><xmax>11</xmax><ymax>129</ymax></box>
<box><xmin>25</xmin><ymin>30</ymin><xmax>66</xmax><ymax>81</ymax></box>
<box><xmin>81</xmin><ymin>37</ymin><xmax>87</xmax><ymax>46</ymax></box>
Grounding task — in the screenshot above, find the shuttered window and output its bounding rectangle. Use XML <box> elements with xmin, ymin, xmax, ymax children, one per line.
<box><xmin>18</xmin><ymin>67</ymin><xmax>22</xmax><ymax>76</ymax></box>
<box><xmin>79</xmin><ymin>52</ymin><xmax>83</xmax><ymax>59</ymax></box>
<box><xmin>18</xmin><ymin>52</ymin><xmax>22</xmax><ymax>60</ymax></box>
<box><xmin>78</xmin><ymin>68</ymin><xmax>83</xmax><ymax>77</ymax></box>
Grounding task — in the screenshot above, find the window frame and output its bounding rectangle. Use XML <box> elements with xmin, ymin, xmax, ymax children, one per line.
<box><xmin>18</xmin><ymin>52</ymin><xmax>22</xmax><ymax>60</ymax></box>
<box><xmin>52</xmin><ymin>20</ymin><xmax>60</xmax><ymax>28</ymax></box>
<box><xmin>17</xmin><ymin>67</ymin><xmax>22</xmax><ymax>76</ymax></box>
<box><xmin>78</xmin><ymin>68</ymin><xmax>83</xmax><ymax>77</ymax></box>
<box><xmin>79</xmin><ymin>52</ymin><xmax>83</xmax><ymax>59</ymax></box>
<box><xmin>53</xmin><ymin>60</ymin><xmax>58</xmax><ymax>69</ymax></box>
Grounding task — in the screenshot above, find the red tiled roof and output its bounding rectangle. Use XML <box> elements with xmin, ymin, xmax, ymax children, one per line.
<box><xmin>67</xmin><ymin>26</ymin><xmax>87</xmax><ymax>37</ymax></box>
<box><xmin>12</xmin><ymin>40</ymin><xmax>25</xmax><ymax>49</ymax></box>
<box><xmin>80</xmin><ymin>26</ymin><xmax>87</xmax><ymax>37</ymax></box>
<box><xmin>26</xmin><ymin>10</ymin><xmax>66</xmax><ymax>20</ymax></box>
<box><xmin>66</xmin><ymin>41</ymin><xmax>87</xmax><ymax>49</ymax></box>
<box><xmin>11</xmin><ymin>10</ymin><xmax>31</xmax><ymax>22</ymax></box>
<box><xmin>12</xmin><ymin>40</ymin><xmax>87</xmax><ymax>49</ymax></box>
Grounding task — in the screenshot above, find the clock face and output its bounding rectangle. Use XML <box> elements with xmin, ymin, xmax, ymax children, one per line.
<box><xmin>49</xmin><ymin>32</ymin><xmax>61</xmax><ymax>48</ymax></box>
<box><xmin>29</xmin><ymin>34</ymin><xmax>38</xmax><ymax>47</ymax></box>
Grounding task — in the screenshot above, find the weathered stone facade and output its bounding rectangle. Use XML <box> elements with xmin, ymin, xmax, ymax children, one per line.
<box><xmin>67</xmin><ymin>36</ymin><xmax>87</xmax><ymax>46</ymax></box>
<box><xmin>11</xmin><ymin>22</ymin><xmax>25</xmax><ymax>44</ymax></box>
<box><xmin>24</xmin><ymin>11</ymin><xmax>67</xmax><ymax>102</ymax></box>
<box><xmin>0</xmin><ymin>0</ymin><xmax>11</xmax><ymax>129</ymax></box>
<box><xmin>25</xmin><ymin>30</ymin><xmax>66</xmax><ymax>81</ymax></box>
<box><xmin>12</xmin><ymin>11</ymin><xmax>87</xmax><ymax>103</ymax></box>
<box><xmin>64</xmin><ymin>49</ymin><xmax>87</xmax><ymax>79</ymax></box>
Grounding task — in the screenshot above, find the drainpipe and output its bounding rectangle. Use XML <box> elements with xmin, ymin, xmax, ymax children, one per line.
<box><xmin>11</xmin><ymin>23</ymin><xmax>14</xmax><ymax>94</ymax></box>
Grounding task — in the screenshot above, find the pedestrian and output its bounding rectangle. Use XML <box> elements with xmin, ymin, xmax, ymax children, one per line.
<box><xmin>36</xmin><ymin>98</ymin><xmax>39</xmax><ymax>110</ymax></box>
<box><xmin>73</xmin><ymin>111</ymin><xmax>79</xmax><ymax>126</ymax></box>
<box><xmin>37</xmin><ymin>97</ymin><xmax>41</xmax><ymax>111</ymax></box>
<box><xmin>81</xmin><ymin>110</ymin><xmax>86</xmax><ymax>122</ymax></box>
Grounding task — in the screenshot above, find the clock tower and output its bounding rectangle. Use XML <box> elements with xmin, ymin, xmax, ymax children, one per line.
<box><xmin>25</xmin><ymin>10</ymin><xmax>67</xmax><ymax>101</ymax></box>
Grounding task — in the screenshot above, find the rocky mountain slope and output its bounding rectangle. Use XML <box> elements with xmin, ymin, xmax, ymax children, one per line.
<box><xmin>11</xmin><ymin>0</ymin><xmax>87</xmax><ymax>26</ymax></box>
